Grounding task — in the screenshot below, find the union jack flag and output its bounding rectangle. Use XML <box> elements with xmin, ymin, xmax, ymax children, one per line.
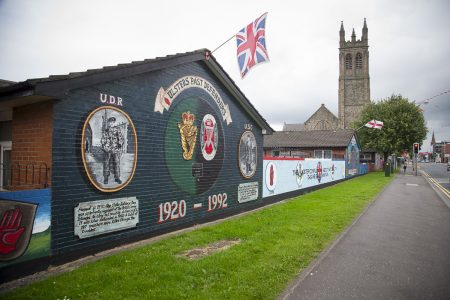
<box><xmin>236</xmin><ymin>13</ymin><xmax>269</xmax><ymax>78</ymax></box>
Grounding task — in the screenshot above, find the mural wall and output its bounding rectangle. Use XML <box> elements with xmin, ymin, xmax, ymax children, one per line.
<box><xmin>262</xmin><ymin>158</ymin><xmax>346</xmax><ymax>197</ymax></box>
<box><xmin>0</xmin><ymin>60</ymin><xmax>363</xmax><ymax>276</ymax></box>
<box><xmin>0</xmin><ymin>189</ymin><xmax>51</xmax><ymax>266</ymax></box>
<box><xmin>49</xmin><ymin>67</ymin><xmax>264</xmax><ymax>255</ymax></box>
<box><xmin>346</xmin><ymin>135</ymin><xmax>360</xmax><ymax>177</ymax></box>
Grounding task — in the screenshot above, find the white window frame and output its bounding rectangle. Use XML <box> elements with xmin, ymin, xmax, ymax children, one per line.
<box><xmin>0</xmin><ymin>141</ymin><xmax>12</xmax><ymax>190</ymax></box>
<box><xmin>315</xmin><ymin>149</ymin><xmax>333</xmax><ymax>159</ymax></box>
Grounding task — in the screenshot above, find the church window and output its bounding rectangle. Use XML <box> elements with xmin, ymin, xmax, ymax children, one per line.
<box><xmin>345</xmin><ymin>53</ymin><xmax>352</xmax><ymax>69</ymax></box>
<box><xmin>356</xmin><ymin>53</ymin><xmax>363</xmax><ymax>69</ymax></box>
<box><xmin>314</xmin><ymin>120</ymin><xmax>331</xmax><ymax>130</ymax></box>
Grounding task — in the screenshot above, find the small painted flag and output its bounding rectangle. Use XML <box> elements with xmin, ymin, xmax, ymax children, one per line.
<box><xmin>236</xmin><ymin>12</ymin><xmax>269</xmax><ymax>78</ymax></box>
<box><xmin>364</xmin><ymin>119</ymin><xmax>384</xmax><ymax>129</ymax></box>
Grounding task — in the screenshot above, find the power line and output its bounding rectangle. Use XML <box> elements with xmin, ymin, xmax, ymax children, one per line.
<box><xmin>416</xmin><ymin>89</ymin><xmax>450</xmax><ymax>106</ymax></box>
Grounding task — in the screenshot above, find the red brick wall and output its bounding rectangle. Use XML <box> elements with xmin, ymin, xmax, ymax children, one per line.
<box><xmin>10</xmin><ymin>101</ymin><xmax>53</xmax><ymax>189</ymax></box>
<box><xmin>444</xmin><ymin>144</ymin><xmax>450</xmax><ymax>163</ymax></box>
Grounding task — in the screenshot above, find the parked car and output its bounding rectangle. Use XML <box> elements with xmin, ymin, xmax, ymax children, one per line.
<box><xmin>447</xmin><ymin>161</ymin><xmax>450</xmax><ymax>171</ymax></box>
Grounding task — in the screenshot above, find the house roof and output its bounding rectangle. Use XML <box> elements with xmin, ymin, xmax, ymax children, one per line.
<box><xmin>264</xmin><ymin>129</ymin><xmax>356</xmax><ymax>148</ymax></box>
<box><xmin>0</xmin><ymin>49</ymin><xmax>273</xmax><ymax>133</ymax></box>
<box><xmin>0</xmin><ymin>79</ymin><xmax>16</xmax><ymax>88</ymax></box>
<box><xmin>282</xmin><ymin>123</ymin><xmax>305</xmax><ymax>131</ymax></box>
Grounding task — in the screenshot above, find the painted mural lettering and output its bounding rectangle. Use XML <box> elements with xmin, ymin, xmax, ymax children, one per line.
<box><xmin>263</xmin><ymin>159</ymin><xmax>346</xmax><ymax>198</ymax></box>
<box><xmin>158</xmin><ymin>200</ymin><xmax>187</xmax><ymax>223</ymax></box>
<box><xmin>207</xmin><ymin>193</ymin><xmax>228</xmax><ymax>212</ymax></box>
<box><xmin>191</xmin><ymin>163</ymin><xmax>203</xmax><ymax>177</ymax></box>
<box><xmin>166</xmin><ymin>78</ymin><xmax>190</xmax><ymax>99</ymax></box>
<box><xmin>100</xmin><ymin>93</ymin><xmax>123</xmax><ymax>106</ymax></box>
<box><xmin>74</xmin><ymin>197</ymin><xmax>139</xmax><ymax>239</ymax></box>
<box><xmin>154</xmin><ymin>75</ymin><xmax>232</xmax><ymax>125</ymax></box>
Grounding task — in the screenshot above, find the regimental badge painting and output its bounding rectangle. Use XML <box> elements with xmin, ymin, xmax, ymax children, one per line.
<box><xmin>82</xmin><ymin>106</ymin><xmax>138</xmax><ymax>192</ymax></box>
<box><xmin>295</xmin><ymin>162</ymin><xmax>305</xmax><ymax>187</ymax></box>
<box><xmin>201</xmin><ymin>114</ymin><xmax>218</xmax><ymax>161</ymax></box>
<box><xmin>164</xmin><ymin>97</ymin><xmax>224</xmax><ymax>196</ymax></box>
<box><xmin>238</xmin><ymin>131</ymin><xmax>257</xmax><ymax>178</ymax></box>
<box><xmin>178</xmin><ymin>111</ymin><xmax>198</xmax><ymax>160</ymax></box>
<box><xmin>316</xmin><ymin>161</ymin><xmax>323</xmax><ymax>183</ymax></box>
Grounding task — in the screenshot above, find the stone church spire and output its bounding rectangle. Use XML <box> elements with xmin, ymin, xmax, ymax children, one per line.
<box><xmin>338</xmin><ymin>19</ymin><xmax>371</xmax><ymax>129</ymax></box>
<box><xmin>362</xmin><ymin>18</ymin><xmax>368</xmax><ymax>45</ymax></box>
<box><xmin>340</xmin><ymin>21</ymin><xmax>345</xmax><ymax>47</ymax></box>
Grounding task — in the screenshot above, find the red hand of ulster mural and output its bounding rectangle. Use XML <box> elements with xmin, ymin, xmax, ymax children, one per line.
<box><xmin>0</xmin><ymin>208</ymin><xmax>25</xmax><ymax>254</ymax></box>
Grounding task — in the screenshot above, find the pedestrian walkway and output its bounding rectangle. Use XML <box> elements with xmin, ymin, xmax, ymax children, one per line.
<box><xmin>280</xmin><ymin>169</ymin><xmax>450</xmax><ymax>300</ymax></box>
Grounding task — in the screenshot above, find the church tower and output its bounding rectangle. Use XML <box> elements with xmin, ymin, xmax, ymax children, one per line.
<box><xmin>338</xmin><ymin>19</ymin><xmax>371</xmax><ymax>129</ymax></box>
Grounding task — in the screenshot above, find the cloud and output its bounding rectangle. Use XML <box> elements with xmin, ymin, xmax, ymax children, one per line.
<box><xmin>0</xmin><ymin>0</ymin><xmax>448</xmax><ymax>144</ymax></box>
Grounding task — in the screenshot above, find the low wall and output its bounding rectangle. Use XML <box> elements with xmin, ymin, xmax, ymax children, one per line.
<box><xmin>262</xmin><ymin>157</ymin><xmax>346</xmax><ymax>198</ymax></box>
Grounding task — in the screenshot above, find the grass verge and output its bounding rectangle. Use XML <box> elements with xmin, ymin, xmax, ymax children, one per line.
<box><xmin>2</xmin><ymin>172</ymin><xmax>392</xmax><ymax>300</ymax></box>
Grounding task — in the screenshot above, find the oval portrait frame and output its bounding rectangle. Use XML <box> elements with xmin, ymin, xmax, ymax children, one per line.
<box><xmin>81</xmin><ymin>106</ymin><xmax>138</xmax><ymax>193</ymax></box>
<box><xmin>238</xmin><ymin>130</ymin><xmax>257</xmax><ymax>179</ymax></box>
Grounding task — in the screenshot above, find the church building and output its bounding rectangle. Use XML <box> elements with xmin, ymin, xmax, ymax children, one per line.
<box><xmin>283</xmin><ymin>19</ymin><xmax>370</xmax><ymax>131</ymax></box>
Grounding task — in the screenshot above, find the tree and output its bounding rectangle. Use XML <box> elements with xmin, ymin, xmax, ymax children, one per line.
<box><xmin>353</xmin><ymin>94</ymin><xmax>427</xmax><ymax>162</ymax></box>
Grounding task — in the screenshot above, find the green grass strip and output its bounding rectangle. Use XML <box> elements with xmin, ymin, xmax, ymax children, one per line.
<box><xmin>3</xmin><ymin>172</ymin><xmax>392</xmax><ymax>300</ymax></box>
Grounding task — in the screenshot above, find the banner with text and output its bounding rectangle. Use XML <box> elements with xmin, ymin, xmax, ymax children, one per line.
<box><xmin>262</xmin><ymin>158</ymin><xmax>346</xmax><ymax>198</ymax></box>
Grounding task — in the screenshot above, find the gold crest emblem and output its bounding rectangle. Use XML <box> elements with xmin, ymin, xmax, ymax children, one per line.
<box><xmin>178</xmin><ymin>111</ymin><xmax>197</xmax><ymax>160</ymax></box>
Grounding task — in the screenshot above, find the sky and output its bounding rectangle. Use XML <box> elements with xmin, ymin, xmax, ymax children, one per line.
<box><xmin>0</xmin><ymin>0</ymin><xmax>448</xmax><ymax>152</ymax></box>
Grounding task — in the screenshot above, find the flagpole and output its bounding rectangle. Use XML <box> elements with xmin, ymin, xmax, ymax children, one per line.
<box><xmin>355</xmin><ymin>124</ymin><xmax>366</xmax><ymax>131</ymax></box>
<box><xmin>211</xmin><ymin>34</ymin><xmax>235</xmax><ymax>54</ymax></box>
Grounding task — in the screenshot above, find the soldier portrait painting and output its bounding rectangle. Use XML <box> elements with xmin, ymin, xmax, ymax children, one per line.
<box><xmin>238</xmin><ymin>131</ymin><xmax>257</xmax><ymax>178</ymax></box>
<box><xmin>82</xmin><ymin>106</ymin><xmax>137</xmax><ymax>192</ymax></box>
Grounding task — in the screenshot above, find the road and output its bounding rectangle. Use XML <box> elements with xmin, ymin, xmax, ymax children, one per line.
<box><xmin>280</xmin><ymin>167</ymin><xmax>450</xmax><ymax>300</ymax></box>
<box><xmin>417</xmin><ymin>162</ymin><xmax>450</xmax><ymax>204</ymax></box>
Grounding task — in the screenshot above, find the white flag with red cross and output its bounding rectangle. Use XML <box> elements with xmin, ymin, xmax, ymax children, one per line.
<box><xmin>364</xmin><ymin>119</ymin><xmax>383</xmax><ymax>129</ymax></box>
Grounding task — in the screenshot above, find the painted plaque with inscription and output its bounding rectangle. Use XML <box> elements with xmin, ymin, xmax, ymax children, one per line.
<box><xmin>74</xmin><ymin>197</ymin><xmax>139</xmax><ymax>239</ymax></box>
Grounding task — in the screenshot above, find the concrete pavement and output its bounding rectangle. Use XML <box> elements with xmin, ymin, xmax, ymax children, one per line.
<box><xmin>280</xmin><ymin>168</ymin><xmax>450</xmax><ymax>300</ymax></box>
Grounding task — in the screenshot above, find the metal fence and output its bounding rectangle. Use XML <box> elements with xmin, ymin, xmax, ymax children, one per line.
<box><xmin>1</xmin><ymin>162</ymin><xmax>50</xmax><ymax>190</ymax></box>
